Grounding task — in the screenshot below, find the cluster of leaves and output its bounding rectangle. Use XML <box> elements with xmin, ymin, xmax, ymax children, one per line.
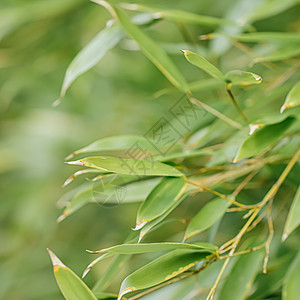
<box><xmin>49</xmin><ymin>1</ymin><xmax>300</xmax><ymax>300</ymax></box>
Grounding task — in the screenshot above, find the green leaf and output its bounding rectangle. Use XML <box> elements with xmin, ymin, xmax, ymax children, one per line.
<box><xmin>135</xmin><ymin>177</ymin><xmax>186</xmax><ymax>228</ymax></box>
<box><xmin>89</xmin><ymin>242</ymin><xmax>217</xmax><ymax>254</ymax></box>
<box><xmin>58</xmin><ymin>177</ymin><xmax>160</xmax><ymax>221</ymax></box>
<box><xmin>283</xmin><ymin>185</ymin><xmax>300</xmax><ymax>241</ymax></box>
<box><xmin>92</xmin><ymin>1</ymin><xmax>189</xmax><ymax>93</ymax></box>
<box><xmin>59</xmin><ymin>24</ymin><xmax>124</xmax><ymax>99</ymax></box>
<box><xmin>118</xmin><ymin>249</ymin><xmax>212</xmax><ymax>299</ymax></box>
<box><xmin>47</xmin><ymin>249</ymin><xmax>97</xmax><ymax>300</ymax></box>
<box><xmin>184</xmin><ymin>198</ymin><xmax>230</xmax><ymax>240</ymax></box>
<box><xmin>219</xmin><ymin>250</ymin><xmax>264</xmax><ymax>300</ymax></box>
<box><xmin>139</xmin><ymin>191</ymin><xmax>191</xmax><ymax>241</ymax></box>
<box><xmin>182</xmin><ymin>50</ymin><xmax>224</xmax><ymax>80</ymax></box>
<box><xmin>283</xmin><ymin>252</ymin><xmax>300</xmax><ymax>300</ymax></box>
<box><xmin>281</xmin><ymin>81</ymin><xmax>300</xmax><ymax>113</ymax></box>
<box><xmin>66</xmin><ymin>135</ymin><xmax>153</xmax><ymax>160</ymax></box>
<box><xmin>67</xmin><ymin>156</ymin><xmax>183</xmax><ymax>177</ymax></box>
<box><xmin>244</xmin><ymin>0</ymin><xmax>299</xmax><ymax>23</ymax></box>
<box><xmin>225</xmin><ymin>70</ymin><xmax>262</xmax><ymax>86</ymax></box>
<box><xmin>253</xmin><ymin>46</ymin><xmax>300</xmax><ymax>63</ymax></box>
<box><xmin>234</xmin><ymin>116</ymin><xmax>295</xmax><ymax>162</ymax></box>
<box><xmin>231</xmin><ymin>32</ymin><xmax>300</xmax><ymax>43</ymax></box>
<box><xmin>122</xmin><ymin>4</ymin><xmax>233</xmax><ymax>28</ymax></box>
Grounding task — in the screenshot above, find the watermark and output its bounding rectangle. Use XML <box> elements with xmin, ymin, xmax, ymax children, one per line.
<box><xmin>92</xmin><ymin>94</ymin><xmax>208</xmax><ymax>207</ymax></box>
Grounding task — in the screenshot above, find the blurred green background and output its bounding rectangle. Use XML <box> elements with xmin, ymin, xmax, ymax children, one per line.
<box><xmin>1</xmin><ymin>0</ymin><xmax>300</xmax><ymax>299</ymax></box>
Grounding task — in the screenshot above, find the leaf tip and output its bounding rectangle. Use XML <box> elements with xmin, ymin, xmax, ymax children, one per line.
<box><xmin>282</xmin><ymin>233</ymin><xmax>288</xmax><ymax>242</ymax></box>
<box><xmin>132</xmin><ymin>221</ymin><xmax>147</xmax><ymax>231</ymax></box>
<box><xmin>280</xmin><ymin>105</ymin><xmax>287</xmax><ymax>114</ymax></box>
<box><xmin>65</xmin><ymin>160</ymin><xmax>84</xmax><ymax>166</ymax></box>
<box><xmin>118</xmin><ymin>288</ymin><xmax>133</xmax><ymax>300</ymax></box>
<box><xmin>52</xmin><ymin>98</ymin><xmax>62</xmax><ymax>107</ymax></box>
<box><xmin>47</xmin><ymin>248</ymin><xmax>66</xmax><ymax>269</ymax></box>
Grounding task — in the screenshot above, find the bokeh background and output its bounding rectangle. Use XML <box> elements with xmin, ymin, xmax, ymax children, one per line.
<box><xmin>1</xmin><ymin>1</ymin><xmax>300</xmax><ymax>299</ymax></box>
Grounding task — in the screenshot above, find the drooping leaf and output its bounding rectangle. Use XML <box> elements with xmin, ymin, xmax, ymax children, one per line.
<box><xmin>184</xmin><ymin>198</ymin><xmax>231</xmax><ymax>240</ymax></box>
<box><xmin>283</xmin><ymin>252</ymin><xmax>300</xmax><ymax>300</ymax></box>
<box><xmin>182</xmin><ymin>50</ymin><xmax>224</xmax><ymax>80</ymax></box>
<box><xmin>118</xmin><ymin>249</ymin><xmax>212</xmax><ymax>299</ymax></box>
<box><xmin>92</xmin><ymin>0</ymin><xmax>189</xmax><ymax>92</ymax></box>
<box><xmin>135</xmin><ymin>177</ymin><xmax>186</xmax><ymax>229</ymax></box>
<box><xmin>59</xmin><ymin>24</ymin><xmax>124</xmax><ymax>99</ymax></box>
<box><xmin>89</xmin><ymin>242</ymin><xmax>217</xmax><ymax>254</ymax></box>
<box><xmin>58</xmin><ymin>177</ymin><xmax>160</xmax><ymax>221</ymax></box>
<box><xmin>219</xmin><ymin>250</ymin><xmax>264</xmax><ymax>300</ymax></box>
<box><xmin>234</xmin><ymin>116</ymin><xmax>295</xmax><ymax>162</ymax></box>
<box><xmin>139</xmin><ymin>191</ymin><xmax>191</xmax><ymax>241</ymax></box>
<box><xmin>67</xmin><ymin>156</ymin><xmax>183</xmax><ymax>177</ymax></box>
<box><xmin>283</xmin><ymin>185</ymin><xmax>300</xmax><ymax>241</ymax></box>
<box><xmin>66</xmin><ymin>135</ymin><xmax>153</xmax><ymax>160</ymax></box>
<box><xmin>225</xmin><ymin>70</ymin><xmax>262</xmax><ymax>86</ymax></box>
<box><xmin>281</xmin><ymin>81</ymin><xmax>300</xmax><ymax>113</ymax></box>
<box><xmin>47</xmin><ymin>249</ymin><xmax>97</xmax><ymax>300</ymax></box>
<box><xmin>122</xmin><ymin>3</ymin><xmax>233</xmax><ymax>28</ymax></box>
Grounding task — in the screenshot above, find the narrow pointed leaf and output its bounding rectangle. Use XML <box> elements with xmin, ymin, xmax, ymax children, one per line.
<box><xmin>184</xmin><ymin>198</ymin><xmax>230</xmax><ymax>240</ymax></box>
<box><xmin>136</xmin><ymin>177</ymin><xmax>186</xmax><ymax>228</ymax></box>
<box><xmin>234</xmin><ymin>116</ymin><xmax>295</xmax><ymax>162</ymax></box>
<box><xmin>283</xmin><ymin>252</ymin><xmax>300</xmax><ymax>300</ymax></box>
<box><xmin>92</xmin><ymin>0</ymin><xmax>189</xmax><ymax>92</ymax></box>
<box><xmin>219</xmin><ymin>250</ymin><xmax>264</xmax><ymax>300</ymax></box>
<box><xmin>68</xmin><ymin>156</ymin><xmax>183</xmax><ymax>177</ymax></box>
<box><xmin>118</xmin><ymin>249</ymin><xmax>212</xmax><ymax>299</ymax></box>
<box><xmin>253</xmin><ymin>46</ymin><xmax>300</xmax><ymax>63</ymax></box>
<box><xmin>123</xmin><ymin>4</ymin><xmax>233</xmax><ymax>28</ymax></box>
<box><xmin>225</xmin><ymin>70</ymin><xmax>262</xmax><ymax>86</ymax></box>
<box><xmin>231</xmin><ymin>32</ymin><xmax>300</xmax><ymax>43</ymax></box>
<box><xmin>59</xmin><ymin>177</ymin><xmax>160</xmax><ymax>221</ymax></box>
<box><xmin>283</xmin><ymin>185</ymin><xmax>300</xmax><ymax>241</ymax></box>
<box><xmin>66</xmin><ymin>135</ymin><xmax>153</xmax><ymax>160</ymax></box>
<box><xmin>59</xmin><ymin>24</ymin><xmax>123</xmax><ymax>99</ymax></box>
<box><xmin>139</xmin><ymin>191</ymin><xmax>191</xmax><ymax>241</ymax></box>
<box><xmin>90</xmin><ymin>242</ymin><xmax>217</xmax><ymax>254</ymax></box>
<box><xmin>281</xmin><ymin>81</ymin><xmax>300</xmax><ymax>113</ymax></box>
<box><xmin>47</xmin><ymin>249</ymin><xmax>97</xmax><ymax>300</ymax></box>
<box><xmin>182</xmin><ymin>50</ymin><xmax>224</xmax><ymax>80</ymax></box>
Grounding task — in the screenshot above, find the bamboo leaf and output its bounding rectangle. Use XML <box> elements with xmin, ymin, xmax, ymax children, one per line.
<box><xmin>182</xmin><ymin>50</ymin><xmax>224</xmax><ymax>80</ymax></box>
<box><xmin>219</xmin><ymin>250</ymin><xmax>264</xmax><ymax>300</ymax></box>
<box><xmin>139</xmin><ymin>191</ymin><xmax>191</xmax><ymax>241</ymax></box>
<box><xmin>89</xmin><ymin>242</ymin><xmax>217</xmax><ymax>254</ymax></box>
<box><xmin>92</xmin><ymin>0</ymin><xmax>189</xmax><ymax>92</ymax></box>
<box><xmin>118</xmin><ymin>249</ymin><xmax>212</xmax><ymax>299</ymax></box>
<box><xmin>283</xmin><ymin>185</ymin><xmax>300</xmax><ymax>241</ymax></box>
<box><xmin>225</xmin><ymin>70</ymin><xmax>262</xmax><ymax>86</ymax></box>
<box><xmin>231</xmin><ymin>32</ymin><xmax>300</xmax><ymax>43</ymax></box>
<box><xmin>66</xmin><ymin>135</ymin><xmax>153</xmax><ymax>160</ymax></box>
<box><xmin>59</xmin><ymin>24</ymin><xmax>124</xmax><ymax>100</ymax></box>
<box><xmin>281</xmin><ymin>81</ymin><xmax>300</xmax><ymax>113</ymax></box>
<box><xmin>283</xmin><ymin>252</ymin><xmax>300</xmax><ymax>300</ymax></box>
<box><xmin>253</xmin><ymin>46</ymin><xmax>300</xmax><ymax>64</ymax></box>
<box><xmin>67</xmin><ymin>156</ymin><xmax>183</xmax><ymax>177</ymax></box>
<box><xmin>184</xmin><ymin>198</ymin><xmax>230</xmax><ymax>240</ymax></box>
<box><xmin>135</xmin><ymin>177</ymin><xmax>186</xmax><ymax>229</ymax></box>
<box><xmin>234</xmin><ymin>116</ymin><xmax>295</xmax><ymax>162</ymax></box>
<box><xmin>58</xmin><ymin>177</ymin><xmax>160</xmax><ymax>221</ymax></box>
<box><xmin>122</xmin><ymin>3</ymin><xmax>233</xmax><ymax>28</ymax></box>
<box><xmin>47</xmin><ymin>249</ymin><xmax>97</xmax><ymax>300</ymax></box>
